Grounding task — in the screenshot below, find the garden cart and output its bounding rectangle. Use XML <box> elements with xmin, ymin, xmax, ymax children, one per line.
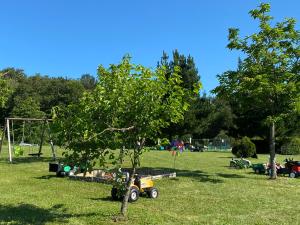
<box><xmin>111</xmin><ymin>172</ymin><xmax>158</xmax><ymax>202</ymax></box>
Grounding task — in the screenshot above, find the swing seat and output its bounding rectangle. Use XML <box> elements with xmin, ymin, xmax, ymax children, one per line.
<box><xmin>28</xmin><ymin>152</ymin><xmax>43</xmax><ymax>157</ymax></box>
<box><xmin>19</xmin><ymin>142</ymin><xmax>33</xmax><ymax>147</ymax></box>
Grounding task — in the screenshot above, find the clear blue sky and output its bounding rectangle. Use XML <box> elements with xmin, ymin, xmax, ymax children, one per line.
<box><xmin>0</xmin><ymin>0</ymin><xmax>299</xmax><ymax>92</ymax></box>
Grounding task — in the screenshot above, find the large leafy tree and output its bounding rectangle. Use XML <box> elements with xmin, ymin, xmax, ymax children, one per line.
<box><xmin>11</xmin><ymin>96</ymin><xmax>45</xmax><ymax>118</ymax></box>
<box><xmin>53</xmin><ymin>56</ymin><xmax>196</xmax><ymax>217</ymax></box>
<box><xmin>4</xmin><ymin>73</ymin><xmax>85</xmax><ymax>118</ymax></box>
<box><xmin>0</xmin><ymin>68</ymin><xmax>24</xmax><ymax>109</ymax></box>
<box><xmin>194</xmin><ymin>96</ymin><xmax>235</xmax><ymax>138</ymax></box>
<box><xmin>158</xmin><ymin>50</ymin><xmax>202</xmax><ymax>139</ymax></box>
<box><xmin>0</xmin><ymin>68</ymin><xmax>89</xmax><ymax>127</ymax></box>
<box><xmin>80</xmin><ymin>73</ymin><xmax>97</xmax><ymax>90</ymax></box>
<box><xmin>214</xmin><ymin>3</ymin><xmax>300</xmax><ymax>178</ymax></box>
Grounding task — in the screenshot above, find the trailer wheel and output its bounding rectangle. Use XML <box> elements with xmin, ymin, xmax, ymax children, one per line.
<box><xmin>255</xmin><ymin>169</ymin><xmax>260</xmax><ymax>174</ymax></box>
<box><xmin>147</xmin><ymin>187</ymin><xmax>159</xmax><ymax>199</ymax></box>
<box><xmin>128</xmin><ymin>186</ymin><xmax>139</xmax><ymax>202</ymax></box>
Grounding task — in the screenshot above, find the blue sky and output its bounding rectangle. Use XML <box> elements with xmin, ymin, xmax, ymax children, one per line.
<box><xmin>0</xmin><ymin>1</ymin><xmax>299</xmax><ymax>92</ymax></box>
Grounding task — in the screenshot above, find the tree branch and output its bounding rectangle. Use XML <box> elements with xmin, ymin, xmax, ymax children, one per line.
<box><xmin>99</xmin><ymin>126</ymin><xmax>135</xmax><ymax>135</ymax></box>
<box><xmin>87</xmin><ymin>126</ymin><xmax>135</xmax><ymax>141</ymax></box>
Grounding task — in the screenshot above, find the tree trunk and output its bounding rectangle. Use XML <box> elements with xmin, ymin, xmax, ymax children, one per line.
<box><xmin>120</xmin><ymin>166</ymin><xmax>136</xmax><ymax>217</ymax></box>
<box><xmin>120</xmin><ymin>139</ymin><xmax>144</xmax><ymax>218</ymax></box>
<box><xmin>269</xmin><ymin>121</ymin><xmax>277</xmax><ymax>179</ymax></box>
<box><xmin>119</xmin><ymin>146</ymin><xmax>125</xmax><ymax>165</ymax></box>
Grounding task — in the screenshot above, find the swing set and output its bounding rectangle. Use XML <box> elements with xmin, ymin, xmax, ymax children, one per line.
<box><xmin>0</xmin><ymin>117</ymin><xmax>56</xmax><ymax>163</ymax></box>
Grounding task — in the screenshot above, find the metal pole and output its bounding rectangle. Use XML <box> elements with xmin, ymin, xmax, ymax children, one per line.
<box><xmin>6</xmin><ymin>117</ymin><xmax>52</xmax><ymax>121</ymax></box>
<box><xmin>38</xmin><ymin>120</ymin><xmax>47</xmax><ymax>157</ymax></box>
<box><xmin>0</xmin><ymin>122</ymin><xmax>7</xmax><ymax>153</ymax></box>
<box><xmin>47</xmin><ymin>121</ymin><xmax>56</xmax><ymax>160</ymax></box>
<box><xmin>7</xmin><ymin>119</ymin><xmax>12</xmax><ymax>163</ymax></box>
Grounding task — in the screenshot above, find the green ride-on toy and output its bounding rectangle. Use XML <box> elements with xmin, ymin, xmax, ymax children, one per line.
<box><xmin>252</xmin><ymin>163</ymin><xmax>267</xmax><ymax>174</ymax></box>
<box><xmin>229</xmin><ymin>158</ymin><xmax>252</xmax><ymax>169</ymax></box>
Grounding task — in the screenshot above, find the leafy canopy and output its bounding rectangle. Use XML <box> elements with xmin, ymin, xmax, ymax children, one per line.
<box><xmin>53</xmin><ymin>56</ymin><xmax>195</xmax><ymax>170</ymax></box>
<box><xmin>158</xmin><ymin>50</ymin><xmax>202</xmax><ymax>139</ymax></box>
<box><xmin>0</xmin><ymin>72</ymin><xmax>12</xmax><ymax>108</ymax></box>
<box><xmin>214</xmin><ymin>3</ymin><xmax>300</xmax><ymax>125</ymax></box>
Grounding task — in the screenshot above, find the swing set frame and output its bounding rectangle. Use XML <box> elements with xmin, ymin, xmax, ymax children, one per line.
<box><xmin>0</xmin><ymin>117</ymin><xmax>56</xmax><ymax>163</ymax></box>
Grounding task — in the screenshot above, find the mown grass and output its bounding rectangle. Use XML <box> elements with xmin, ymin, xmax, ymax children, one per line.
<box><xmin>0</xmin><ymin>146</ymin><xmax>299</xmax><ymax>225</ymax></box>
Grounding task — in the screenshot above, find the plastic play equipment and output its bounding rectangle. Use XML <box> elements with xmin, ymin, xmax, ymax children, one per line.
<box><xmin>49</xmin><ymin>161</ymin><xmax>83</xmax><ymax>177</ymax></box>
<box><xmin>277</xmin><ymin>159</ymin><xmax>300</xmax><ymax>178</ymax></box>
<box><xmin>229</xmin><ymin>158</ymin><xmax>252</xmax><ymax>169</ymax></box>
<box><xmin>252</xmin><ymin>163</ymin><xmax>267</xmax><ymax>174</ymax></box>
<box><xmin>0</xmin><ymin>117</ymin><xmax>56</xmax><ymax>162</ymax></box>
<box><xmin>251</xmin><ymin>158</ymin><xmax>300</xmax><ymax>178</ymax></box>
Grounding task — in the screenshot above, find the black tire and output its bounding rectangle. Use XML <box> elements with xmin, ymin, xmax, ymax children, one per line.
<box><xmin>128</xmin><ymin>186</ymin><xmax>139</xmax><ymax>202</ymax></box>
<box><xmin>111</xmin><ymin>187</ymin><xmax>119</xmax><ymax>201</ymax></box>
<box><xmin>56</xmin><ymin>171</ymin><xmax>65</xmax><ymax>177</ymax></box>
<box><xmin>147</xmin><ymin>187</ymin><xmax>159</xmax><ymax>199</ymax></box>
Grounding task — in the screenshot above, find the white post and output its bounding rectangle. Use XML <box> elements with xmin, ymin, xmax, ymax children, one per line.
<box><xmin>7</xmin><ymin>119</ymin><xmax>12</xmax><ymax>163</ymax></box>
<box><xmin>189</xmin><ymin>137</ymin><xmax>192</xmax><ymax>144</ymax></box>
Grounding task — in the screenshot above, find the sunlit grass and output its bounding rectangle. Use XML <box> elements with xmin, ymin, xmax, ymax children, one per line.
<box><xmin>0</xmin><ymin>146</ymin><xmax>299</xmax><ymax>225</ymax></box>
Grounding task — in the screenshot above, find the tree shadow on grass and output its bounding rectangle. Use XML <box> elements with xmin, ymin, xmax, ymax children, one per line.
<box><xmin>124</xmin><ymin>167</ymin><xmax>223</xmax><ymax>184</ymax></box>
<box><xmin>216</xmin><ymin>173</ymin><xmax>246</xmax><ymax>179</ymax></box>
<box><xmin>0</xmin><ymin>156</ymin><xmax>54</xmax><ymax>164</ymax></box>
<box><xmin>89</xmin><ymin>197</ymin><xmax>113</xmax><ymax>202</ymax></box>
<box><xmin>0</xmin><ymin>203</ymin><xmax>95</xmax><ymax>225</ymax></box>
<box><xmin>218</xmin><ymin>156</ymin><xmax>234</xmax><ymax>158</ymax></box>
<box><xmin>34</xmin><ymin>174</ymin><xmax>58</xmax><ymax>180</ymax></box>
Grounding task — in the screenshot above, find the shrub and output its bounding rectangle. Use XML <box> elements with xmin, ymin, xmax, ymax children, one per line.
<box><xmin>232</xmin><ymin>137</ymin><xmax>256</xmax><ymax>158</ymax></box>
<box><xmin>280</xmin><ymin>137</ymin><xmax>300</xmax><ymax>155</ymax></box>
<box><xmin>160</xmin><ymin>138</ymin><xmax>170</xmax><ymax>146</ymax></box>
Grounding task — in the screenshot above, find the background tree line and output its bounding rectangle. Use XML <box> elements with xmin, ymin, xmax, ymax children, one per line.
<box><xmin>0</xmin><ymin>48</ymin><xmax>298</xmax><ymax>151</ymax></box>
<box><xmin>0</xmin><ymin>68</ymin><xmax>97</xmax><ymax>122</ymax></box>
<box><xmin>0</xmin><ymin>68</ymin><xmax>97</xmax><ymax>144</ymax></box>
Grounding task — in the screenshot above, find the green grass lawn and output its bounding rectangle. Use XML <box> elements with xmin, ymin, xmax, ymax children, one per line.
<box><xmin>0</xmin><ymin>146</ymin><xmax>299</xmax><ymax>225</ymax></box>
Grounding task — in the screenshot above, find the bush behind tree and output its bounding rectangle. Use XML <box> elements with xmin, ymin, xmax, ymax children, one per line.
<box><xmin>280</xmin><ymin>137</ymin><xmax>300</xmax><ymax>155</ymax></box>
<box><xmin>232</xmin><ymin>136</ymin><xmax>256</xmax><ymax>158</ymax></box>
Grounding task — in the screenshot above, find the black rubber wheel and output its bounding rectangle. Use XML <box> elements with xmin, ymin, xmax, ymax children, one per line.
<box><xmin>147</xmin><ymin>187</ymin><xmax>159</xmax><ymax>199</ymax></box>
<box><xmin>56</xmin><ymin>171</ymin><xmax>65</xmax><ymax>177</ymax></box>
<box><xmin>111</xmin><ymin>187</ymin><xmax>119</xmax><ymax>201</ymax></box>
<box><xmin>128</xmin><ymin>186</ymin><xmax>139</xmax><ymax>202</ymax></box>
<box><xmin>290</xmin><ymin>172</ymin><xmax>296</xmax><ymax>178</ymax></box>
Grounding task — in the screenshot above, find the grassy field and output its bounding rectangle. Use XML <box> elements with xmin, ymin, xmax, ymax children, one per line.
<box><xmin>0</xmin><ymin>146</ymin><xmax>299</xmax><ymax>225</ymax></box>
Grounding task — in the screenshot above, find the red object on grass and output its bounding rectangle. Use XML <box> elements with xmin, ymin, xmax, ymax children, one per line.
<box><xmin>292</xmin><ymin>165</ymin><xmax>300</xmax><ymax>173</ymax></box>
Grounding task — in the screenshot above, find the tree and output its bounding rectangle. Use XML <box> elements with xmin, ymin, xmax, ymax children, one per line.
<box><xmin>80</xmin><ymin>74</ymin><xmax>97</xmax><ymax>90</ymax></box>
<box><xmin>10</xmin><ymin>96</ymin><xmax>46</xmax><ymax>143</ymax></box>
<box><xmin>214</xmin><ymin>3</ymin><xmax>300</xmax><ymax>179</ymax></box>
<box><xmin>157</xmin><ymin>50</ymin><xmax>202</xmax><ymax>139</ymax></box>
<box><xmin>0</xmin><ymin>71</ymin><xmax>11</xmax><ymax>108</ymax></box>
<box><xmin>158</xmin><ymin>50</ymin><xmax>200</xmax><ymax>93</ymax></box>
<box><xmin>53</xmin><ymin>56</ymin><xmax>197</xmax><ymax>218</ymax></box>
<box><xmin>0</xmin><ymin>67</ymin><xmax>26</xmax><ymax>81</ymax></box>
<box><xmin>0</xmin><ymin>68</ymin><xmax>86</xmax><ymax>125</ymax></box>
<box><xmin>11</xmin><ymin>96</ymin><xmax>45</xmax><ymax>118</ymax></box>
<box><xmin>197</xmin><ymin>96</ymin><xmax>235</xmax><ymax>138</ymax></box>
<box><xmin>8</xmin><ymin>74</ymin><xmax>85</xmax><ymax>116</ymax></box>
